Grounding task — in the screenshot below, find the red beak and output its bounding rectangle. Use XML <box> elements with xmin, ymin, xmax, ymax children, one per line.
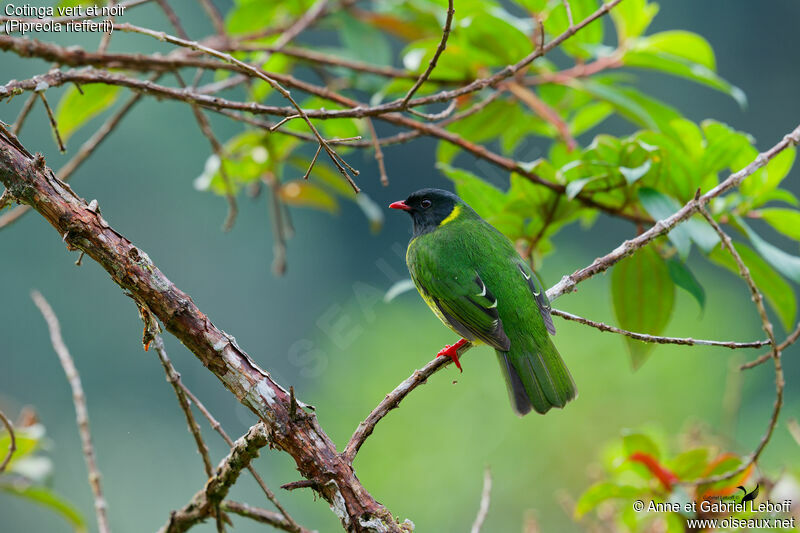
<box><xmin>389</xmin><ymin>200</ymin><xmax>411</xmax><ymax>211</ymax></box>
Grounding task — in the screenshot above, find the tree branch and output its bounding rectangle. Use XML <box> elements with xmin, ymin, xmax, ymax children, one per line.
<box><xmin>162</xmin><ymin>423</ymin><xmax>269</xmax><ymax>533</ymax></box>
<box><xmin>400</xmin><ymin>0</ymin><xmax>454</xmax><ymax>108</ymax></box>
<box><xmin>31</xmin><ymin>290</ymin><xmax>111</xmax><ymax>533</ymax></box>
<box><xmin>0</xmin><ymin>409</ymin><xmax>15</xmax><ymax>474</ymax></box>
<box><xmin>0</xmin><ymin>132</ymin><xmax>403</xmax><ymax>532</ymax></box>
<box><xmin>551</xmin><ymin>308</ymin><xmax>770</xmax><ymax>349</ymax></box>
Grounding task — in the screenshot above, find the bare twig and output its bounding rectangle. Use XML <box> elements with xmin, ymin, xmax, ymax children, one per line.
<box><xmin>11</xmin><ymin>93</ymin><xmax>37</xmax><ymax>136</ymax></box>
<box><xmin>364</xmin><ymin>118</ymin><xmax>388</xmax><ymax>185</ymax></box>
<box><xmin>741</xmin><ymin>322</ymin><xmax>800</xmax><ymax>370</ymax></box>
<box><xmin>0</xmin><ymin>409</ymin><xmax>16</xmax><ymax>473</ymax></box>
<box><xmin>265</xmin><ymin>0</ymin><xmax>329</xmax><ymax>61</ymax></box>
<box><xmin>177</xmin><ymin>385</ymin><xmax>300</xmax><ymax>531</ymax></box>
<box><xmin>469</xmin><ymin>468</ymin><xmax>492</xmax><ymax>533</ymax></box>
<box><xmin>31</xmin><ymin>291</ymin><xmax>111</xmax><ymax>533</ymax></box>
<box><xmin>546</xmin><ymin>124</ymin><xmax>800</xmax><ymax>301</ymax></box>
<box><xmin>37</xmin><ymin>92</ymin><xmax>65</xmax><ymax>153</ymax></box>
<box><xmin>195</xmin><ymin>0</ymin><xmax>225</xmax><ymax>36</ymax></box>
<box><xmin>400</xmin><ymin>0</ymin><xmax>455</xmax><ymax>108</ymax></box>
<box><xmin>161</xmin><ymin>424</ymin><xmax>270</xmax><ymax>533</ymax></box>
<box><xmin>1</xmin><ymin>80</ymin><xmax>154</xmax><ymax>230</ymax></box>
<box><xmin>562</xmin><ymin>0</ymin><xmax>575</xmax><ymax>27</ymax></box>
<box><xmin>152</xmin><ymin>336</ymin><xmax>214</xmax><ymax>478</ymax></box>
<box><xmin>343</xmin><ymin>341</ymin><xmax>471</xmax><ymax>462</ymax></box>
<box><xmin>687</xmin><ymin>208</ymin><xmax>783</xmax><ymax>486</ymax></box>
<box><xmin>221</xmin><ymin>501</ymin><xmax>312</xmax><ymax>533</ymax></box>
<box><xmin>186</xmin><ymin>97</ymin><xmax>238</xmax><ymax>231</ymax></box>
<box><xmin>506</xmin><ymin>82</ymin><xmax>576</xmax><ymax>150</ymax></box>
<box><xmin>551</xmin><ymin>309</ymin><xmax>770</xmax><ymax>349</ymax></box>
<box><xmin>114</xmin><ymin>23</ymin><xmax>361</xmax><ymax>192</ymax></box>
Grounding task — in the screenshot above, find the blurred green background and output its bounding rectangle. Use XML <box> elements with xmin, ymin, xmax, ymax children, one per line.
<box><xmin>1</xmin><ymin>0</ymin><xmax>799</xmax><ymax>531</ymax></box>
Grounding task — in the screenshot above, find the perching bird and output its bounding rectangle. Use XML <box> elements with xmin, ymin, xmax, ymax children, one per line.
<box><xmin>390</xmin><ymin>188</ymin><xmax>576</xmax><ymax>415</ymax></box>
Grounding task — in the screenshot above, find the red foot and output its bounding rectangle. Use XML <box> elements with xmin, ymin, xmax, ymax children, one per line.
<box><xmin>437</xmin><ymin>338</ymin><xmax>469</xmax><ymax>372</ymax></box>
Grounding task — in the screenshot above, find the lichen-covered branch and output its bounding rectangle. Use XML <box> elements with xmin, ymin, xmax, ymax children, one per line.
<box><xmin>161</xmin><ymin>423</ymin><xmax>269</xmax><ymax>533</ymax></box>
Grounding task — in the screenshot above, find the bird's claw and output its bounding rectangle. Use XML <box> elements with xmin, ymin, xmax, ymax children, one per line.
<box><xmin>436</xmin><ymin>339</ymin><xmax>468</xmax><ymax>372</ymax></box>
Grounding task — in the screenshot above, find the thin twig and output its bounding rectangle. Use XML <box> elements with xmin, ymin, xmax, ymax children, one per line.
<box><xmin>0</xmin><ymin>409</ymin><xmax>16</xmax><ymax>473</ymax></box>
<box><xmin>506</xmin><ymin>82</ymin><xmax>576</xmax><ymax>150</ymax></box>
<box><xmin>343</xmin><ymin>341</ymin><xmax>472</xmax><ymax>462</ymax></box>
<box><xmin>551</xmin><ymin>309</ymin><xmax>770</xmax><ymax>349</ymax></box>
<box><xmin>264</xmin><ymin>0</ymin><xmax>328</xmax><ymax>62</ymax></box>
<box><xmin>186</xmin><ymin>93</ymin><xmax>238</xmax><ymax>231</ymax></box>
<box><xmin>114</xmin><ymin>23</ymin><xmax>361</xmax><ymax>192</ymax></box>
<box><xmin>97</xmin><ymin>0</ymin><xmax>118</xmax><ymax>53</ymax></box>
<box><xmin>406</xmin><ymin>100</ymin><xmax>457</xmax><ymax>122</ymax></box>
<box><xmin>265</xmin><ymin>173</ymin><xmax>289</xmax><ymax>276</ymax></box>
<box><xmin>160</xmin><ymin>424</ymin><xmax>270</xmax><ymax>533</ymax></box>
<box><xmin>401</xmin><ymin>0</ymin><xmax>455</xmax><ymax>108</ymax></box>
<box><xmin>0</xmin><ymin>79</ymin><xmax>155</xmax><ymax>230</ymax></box>
<box><xmin>178</xmin><ymin>383</ymin><xmax>300</xmax><ymax>530</ymax></box>
<box><xmin>687</xmin><ymin>208</ymin><xmax>783</xmax><ymax>486</ymax></box>
<box><xmin>547</xmin><ymin>124</ymin><xmax>800</xmax><ymax>301</ymax></box>
<box><xmin>152</xmin><ymin>336</ymin><xmax>214</xmax><ymax>478</ymax></box>
<box><xmin>741</xmin><ymin>322</ymin><xmax>800</xmax><ymax>370</ymax></box>
<box><xmin>469</xmin><ymin>468</ymin><xmax>492</xmax><ymax>533</ymax></box>
<box><xmin>37</xmin><ymin>92</ymin><xmax>65</xmax><ymax>152</ymax></box>
<box><xmin>221</xmin><ymin>501</ymin><xmax>312</xmax><ymax>533</ymax></box>
<box><xmin>195</xmin><ymin>0</ymin><xmax>225</xmax><ymax>36</ymax></box>
<box><xmin>364</xmin><ymin>117</ymin><xmax>388</xmax><ymax>185</ymax></box>
<box><xmin>562</xmin><ymin>0</ymin><xmax>575</xmax><ymax>27</ymax></box>
<box><xmin>11</xmin><ymin>93</ymin><xmax>37</xmax><ymax>136</ymax></box>
<box><xmin>31</xmin><ymin>291</ymin><xmax>111</xmax><ymax>533</ymax></box>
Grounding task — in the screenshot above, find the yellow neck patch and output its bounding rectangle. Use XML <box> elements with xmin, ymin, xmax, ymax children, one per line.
<box><xmin>439</xmin><ymin>205</ymin><xmax>461</xmax><ymax>227</ymax></box>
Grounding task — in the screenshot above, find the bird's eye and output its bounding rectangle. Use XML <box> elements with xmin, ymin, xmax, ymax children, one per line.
<box><xmin>421</xmin><ymin>199</ymin><xmax>432</xmax><ymax>209</ymax></box>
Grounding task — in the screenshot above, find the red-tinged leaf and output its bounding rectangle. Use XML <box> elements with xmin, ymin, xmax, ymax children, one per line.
<box><xmin>630</xmin><ymin>451</ymin><xmax>679</xmax><ymax>491</ymax></box>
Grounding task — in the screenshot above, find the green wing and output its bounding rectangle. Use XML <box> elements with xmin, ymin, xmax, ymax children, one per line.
<box><xmin>416</xmin><ymin>271</ymin><xmax>511</xmax><ymax>351</ymax></box>
<box><xmin>516</xmin><ymin>260</ymin><xmax>556</xmax><ymax>335</ymax></box>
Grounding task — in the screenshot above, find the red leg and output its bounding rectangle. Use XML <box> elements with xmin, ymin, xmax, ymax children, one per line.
<box><xmin>436</xmin><ymin>338</ymin><xmax>469</xmax><ymax>372</ymax></box>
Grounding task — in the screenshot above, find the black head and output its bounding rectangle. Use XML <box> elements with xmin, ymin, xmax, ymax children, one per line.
<box><xmin>389</xmin><ymin>188</ymin><xmax>465</xmax><ymax>237</ymax></box>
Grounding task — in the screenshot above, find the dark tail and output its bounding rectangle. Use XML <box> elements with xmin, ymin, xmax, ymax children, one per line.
<box><xmin>496</xmin><ymin>338</ymin><xmax>576</xmax><ymax>416</ymax></box>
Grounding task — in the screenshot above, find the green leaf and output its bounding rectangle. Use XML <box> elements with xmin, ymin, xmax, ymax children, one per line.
<box><xmin>56</xmin><ymin>84</ymin><xmax>120</xmax><ymax>141</ymax></box>
<box><xmin>759</xmin><ymin>208</ymin><xmax>800</xmax><ymax>241</ymax></box>
<box><xmin>543</xmin><ymin>0</ymin><xmax>604</xmax><ymax>59</ymax></box>
<box><xmin>708</xmin><ymin>242</ymin><xmax>796</xmax><ymax>331</ymax></box>
<box><xmin>623</xmin><ymin>50</ymin><xmax>746</xmax><ymax>108</ymax></box>
<box><xmin>637</xmin><ymin>188</ymin><xmax>691</xmax><ymax>260</ymax></box>
<box><xmin>741</xmin><ymin>146</ymin><xmax>796</xmax><ymax>198</ymax></box>
<box><xmin>573</xmin><ymin>80</ymin><xmax>658</xmax><ymax>129</ymax></box>
<box><xmin>438</xmin><ymin>164</ymin><xmax>506</xmax><ymax>219</ymax></box>
<box><xmin>620</xmin><ymin>160</ymin><xmax>652</xmax><ymax>184</ymax></box>
<box><xmin>337</xmin><ymin>12</ymin><xmax>392</xmax><ymax>67</ymax></box>
<box><xmin>278</xmin><ymin>181</ymin><xmax>339</xmax><ymax>213</ymax></box>
<box><xmin>623</xmin><ymin>431</ymin><xmax>661</xmax><ymax>459</ymax></box>
<box><xmin>736</xmin><ymin>217</ymin><xmax>800</xmax><ymax>284</ymax></box>
<box><xmin>0</xmin><ymin>483</ymin><xmax>87</xmax><ymax>532</ymax></box>
<box><xmin>575</xmin><ymin>482</ymin><xmax>641</xmax><ymax>517</ymax></box>
<box><xmin>698</xmin><ymin>120</ymin><xmax>753</xmax><ymax>179</ymax></box>
<box><xmin>669</xmin><ymin>448</ymin><xmax>710</xmax><ymax>481</ymax></box>
<box><xmin>569</xmin><ymin>102</ymin><xmax>614</xmax><ymax>137</ymax></box>
<box><xmin>565</xmin><ymin>176</ymin><xmax>598</xmax><ymax>200</ymax></box>
<box><xmin>667</xmin><ymin>257</ymin><xmax>705</xmax><ymax>311</ymax></box>
<box><xmin>610</xmin><ymin>0</ymin><xmax>659</xmax><ymax>42</ymax></box>
<box><xmin>634</xmin><ymin>31</ymin><xmax>716</xmax><ymax>70</ymax></box>
<box><xmin>611</xmin><ymin>246</ymin><xmax>675</xmax><ymax>368</ymax></box>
